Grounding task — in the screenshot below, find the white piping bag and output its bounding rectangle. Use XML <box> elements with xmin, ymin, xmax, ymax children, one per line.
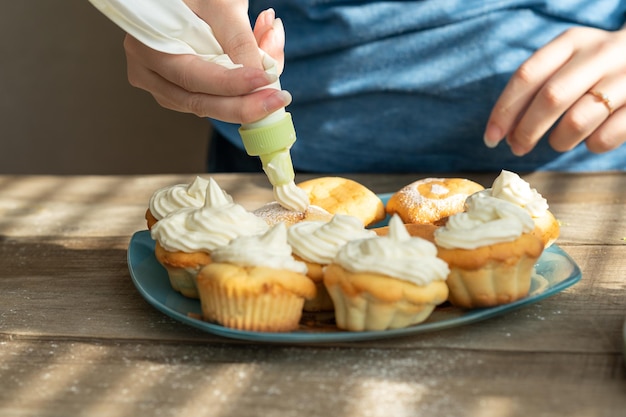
<box><xmin>89</xmin><ymin>0</ymin><xmax>309</xmax><ymax>211</ymax></box>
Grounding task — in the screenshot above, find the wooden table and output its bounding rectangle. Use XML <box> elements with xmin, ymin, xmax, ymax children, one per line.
<box><xmin>1</xmin><ymin>172</ymin><xmax>625</xmax><ymax>417</ymax></box>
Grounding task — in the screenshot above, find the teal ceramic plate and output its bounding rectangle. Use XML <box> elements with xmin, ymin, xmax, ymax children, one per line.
<box><xmin>127</xmin><ymin>194</ymin><xmax>582</xmax><ymax>343</ymax></box>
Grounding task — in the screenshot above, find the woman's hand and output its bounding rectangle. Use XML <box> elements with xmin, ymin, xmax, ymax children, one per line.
<box><xmin>484</xmin><ymin>27</ymin><xmax>626</xmax><ymax>155</ymax></box>
<box><xmin>123</xmin><ymin>4</ymin><xmax>288</xmax><ymax>124</ymax></box>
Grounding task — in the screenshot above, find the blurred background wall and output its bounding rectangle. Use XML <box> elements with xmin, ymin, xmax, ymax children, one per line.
<box><xmin>0</xmin><ymin>1</ymin><xmax>210</xmax><ymax>174</ymax></box>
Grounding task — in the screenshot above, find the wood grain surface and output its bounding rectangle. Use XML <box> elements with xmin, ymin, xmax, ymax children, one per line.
<box><xmin>1</xmin><ymin>173</ymin><xmax>625</xmax><ymax>417</ymax></box>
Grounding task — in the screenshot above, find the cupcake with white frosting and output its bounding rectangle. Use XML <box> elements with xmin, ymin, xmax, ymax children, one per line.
<box><xmin>145</xmin><ymin>176</ymin><xmax>216</xmax><ymax>229</ymax></box>
<box><xmin>150</xmin><ymin>177</ymin><xmax>269</xmax><ymax>298</ymax></box>
<box><xmin>323</xmin><ymin>215</ymin><xmax>450</xmax><ymax>331</ymax></box>
<box><xmin>469</xmin><ymin>170</ymin><xmax>559</xmax><ymax>247</ymax></box>
<box><xmin>287</xmin><ymin>214</ymin><xmax>377</xmax><ymax>311</ymax></box>
<box><xmin>196</xmin><ymin>223</ymin><xmax>315</xmax><ymax>332</ymax></box>
<box><xmin>434</xmin><ymin>195</ymin><xmax>544</xmax><ymax>308</ymax></box>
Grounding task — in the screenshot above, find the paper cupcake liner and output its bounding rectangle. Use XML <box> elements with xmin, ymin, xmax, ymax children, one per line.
<box><xmin>303</xmin><ymin>281</ymin><xmax>335</xmax><ymax>312</ymax></box>
<box><xmin>163</xmin><ymin>265</ymin><xmax>202</xmax><ymax>299</ymax></box>
<box><xmin>326</xmin><ymin>284</ymin><xmax>437</xmax><ymax>331</ymax></box>
<box><xmin>446</xmin><ymin>256</ymin><xmax>537</xmax><ymax>308</ymax></box>
<box><xmin>200</xmin><ymin>286</ymin><xmax>305</xmax><ymax>332</ymax></box>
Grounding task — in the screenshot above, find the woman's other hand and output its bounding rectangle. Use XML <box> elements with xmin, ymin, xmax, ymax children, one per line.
<box><xmin>484</xmin><ymin>27</ymin><xmax>626</xmax><ymax>155</ymax></box>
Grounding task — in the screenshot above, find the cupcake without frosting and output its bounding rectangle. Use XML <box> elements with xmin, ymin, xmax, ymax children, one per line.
<box><xmin>386</xmin><ymin>177</ymin><xmax>484</xmax><ymax>225</ymax></box>
<box><xmin>296</xmin><ymin>177</ymin><xmax>386</xmax><ymax>227</ymax></box>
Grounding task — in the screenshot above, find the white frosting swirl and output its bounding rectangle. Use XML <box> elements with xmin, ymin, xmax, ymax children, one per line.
<box><xmin>287</xmin><ymin>214</ymin><xmax>377</xmax><ymax>264</ymax></box>
<box><xmin>273</xmin><ymin>182</ymin><xmax>310</xmax><ymax>212</ymax></box>
<box><xmin>211</xmin><ymin>223</ymin><xmax>308</xmax><ymax>273</ymax></box>
<box><xmin>484</xmin><ymin>170</ymin><xmax>549</xmax><ymax>217</ymax></box>
<box><xmin>151</xmin><ymin>178</ymin><xmax>268</xmax><ymax>252</ymax></box>
<box><xmin>435</xmin><ymin>195</ymin><xmax>535</xmax><ymax>249</ymax></box>
<box><xmin>334</xmin><ymin>215</ymin><xmax>449</xmax><ymax>285</ymax></box>
<box><xmin>203</xmin><ymin>177</ymin><xmax>235</xmax><ymax>207</ymax></box>
<box><xmin>148</xmin><ymin>176</ymin><xmax>233</xmax><ymax>221</ymax></box>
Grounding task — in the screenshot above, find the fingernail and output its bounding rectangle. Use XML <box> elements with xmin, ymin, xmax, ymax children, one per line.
<box><xmin>264</xmin><ymin>8</ymin><xmax>275</xmax><ymax>25</ymax></box>
<box><xmin>276</xmin><ymin>90</ymin><xmax>292</xmax><ymax>106</ymax></box>
<box><xmin>483</xmin><ymin>123</ymin><xmax>503</xmax><ymax>148</ymax></box>
<box><xmin>250</xmin><ymin>72</ymin><xmax>277</xmax><ymax>89</ymax></box>
<box><xmin>263</xmin><ymin>90</ymin><xmax>292</xmax><ymax>112</ymax></box>
<box><xmin>483</xmin><ymin>135</ymin><xmax>499</xmax><ymax>149</ymax></box>
<box><xmin>272</xmin><ymin>18</ymin><xmax>285</xmax><ymax>46</ymax></box>
<box><xmin>506</xmin><ymin>137</ymin><xmax>527</xmax><ymax>156</ymax></box>
<box><xmin>273</xmin><ymin>17</ymin><xmax>283</xmax><ymax>31</ymax></box>
<box><xmin>510</xmin><ymin>146</ymin><xmax>527</xmax><ymax>157</ymax></box>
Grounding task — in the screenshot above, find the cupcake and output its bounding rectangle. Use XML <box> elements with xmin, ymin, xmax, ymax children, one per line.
<box><xmin>296</xmin><ymin>177</ymin><xmax>386</xmax><ymax>227</ymax></box>
<box><xmin>145</xmin><ymin>176</ymin><xmax>214</xmax><ymax>229</ymax></box>
<box><xmin>196</xmin><ymin>223</ymin><xmax>316</xmax><ymax>332</ymax></box>
<box><xmin>287</xmin><ymin>214</ymin><xmax>377</xmax><ymax>311</ymax></box>
<box><xmin>324</xmin><ymin>215</ymin><xmax>450</xmax><ymax>331</ymax></box>
<box><xmin>386</xmin><ymin>177</ymin><xmax>484</xmax><ymax>226</ymax></box>
<box><xmin>150</xmin><ymin>178</ymin><xmax>269</xmax><ymax>298</ymax></box>
<box><xmin>434</xmin><ymin>195</ymin><xmax>544</xmax><ymax>308</ymax></box>
<box><xmin>469</xmin><ymin>170</ymin><xmax>559</xmax><ymax>247</ymax></box>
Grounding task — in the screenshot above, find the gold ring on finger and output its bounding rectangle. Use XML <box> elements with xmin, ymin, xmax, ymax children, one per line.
<box><xmin>589</xmin><ymin>90</ymin><xmax>615</xmax><ymax>116</ymax></box>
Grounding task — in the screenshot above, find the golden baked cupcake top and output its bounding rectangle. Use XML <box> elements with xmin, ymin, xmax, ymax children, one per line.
<box><xmin>386</xmin><ymin>177</ymin><xmax>484</xmax><ymax>225</ymax></box>
<box><xmin>296</xmin><ymin>176</ymin><xmax>385</xmax><ymax>226</ymax></box>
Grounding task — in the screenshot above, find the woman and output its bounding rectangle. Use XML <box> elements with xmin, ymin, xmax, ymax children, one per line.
<box><xmin>122</xmin><ymin>0</ymin><xmax>626</xmax><ymax>172</ymax></box>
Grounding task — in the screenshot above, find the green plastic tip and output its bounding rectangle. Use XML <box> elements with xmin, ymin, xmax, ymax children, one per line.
<box><xmin>238</xmin><ymin>113</ymin><xmax>296</xmax><ymax>157</ymax></box>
